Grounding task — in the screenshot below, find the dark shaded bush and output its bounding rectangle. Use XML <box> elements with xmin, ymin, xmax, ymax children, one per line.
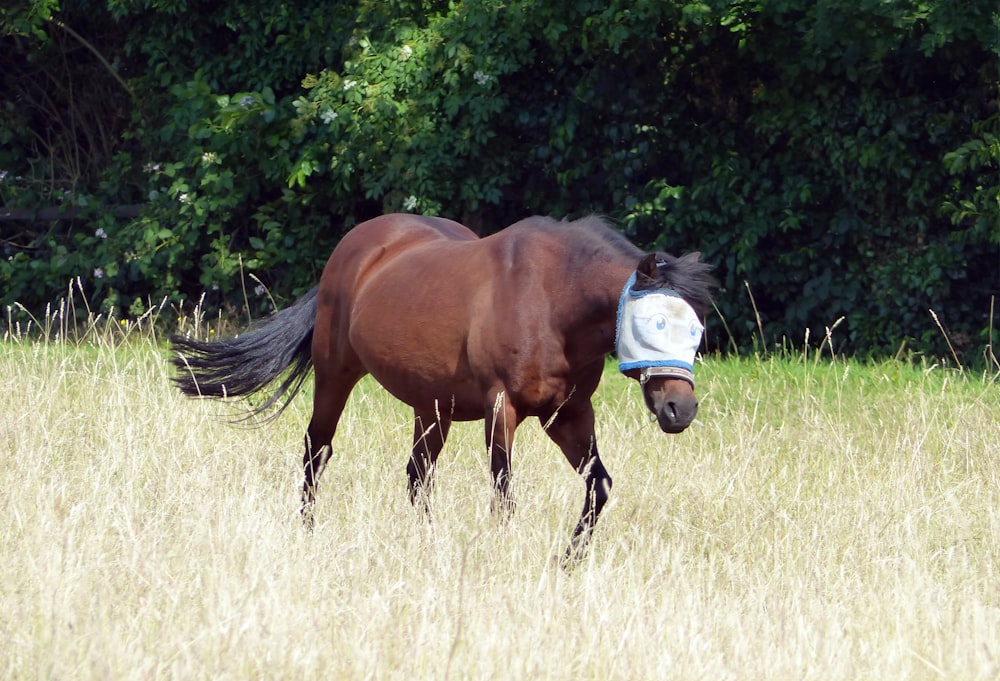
<box><xmin>2</xmin><ymin>0</ymin><xmax>997</xmax><ymax>358</ymax></box>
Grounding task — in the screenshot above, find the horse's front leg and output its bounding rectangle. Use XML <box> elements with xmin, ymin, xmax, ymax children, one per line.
<box><xmin>485</xmin><ymin>390</ymin><xmax>520</xmax><ymax>518</ymax></box>
<box><xmin>567</xmin><ymin>452</ymin><xmax>612</xmax><ymax>561</ymax></box>
<box><xmin>541</xmin><ymin>401</ymin><xmax>613</xmax><ymax>564</ymax></box>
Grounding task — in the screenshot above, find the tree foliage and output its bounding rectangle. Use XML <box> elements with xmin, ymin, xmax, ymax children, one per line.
<box><xmin>1</xmin><ymin>0</ymin><xmax>998</xmax><ymax>357</ymax></box>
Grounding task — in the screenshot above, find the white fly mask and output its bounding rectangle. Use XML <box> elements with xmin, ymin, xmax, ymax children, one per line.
<box><xmin>616</xmin><ymin>273</ymin><xmax>704</xmax><ymax>386</ymax></box>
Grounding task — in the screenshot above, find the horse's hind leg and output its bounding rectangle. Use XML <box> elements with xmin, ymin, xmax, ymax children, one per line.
<box><xmin>407</xmin><ymin>405</ymin><xmax>452</xmax><ymax>514</ymax></box>
<box><xmin>486</xmin><ymin>390</ymin><xmax>521</xmax><ymax>518</ymax></box>
<box><xmin>301</xmin><ymin>369</ymin><xmax>363</xmax><ymax>526</ymax></box>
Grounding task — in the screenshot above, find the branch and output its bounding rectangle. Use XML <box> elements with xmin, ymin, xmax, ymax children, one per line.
<box><xmin>49</xmin><ymin>18</ymin><xmax>134</xmax><ymax>100</ymax></box>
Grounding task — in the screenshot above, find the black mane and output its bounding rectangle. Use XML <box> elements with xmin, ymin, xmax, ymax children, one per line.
<box><xmin>507</xmin><ymin>214</ymin><xmax>716</xmax><ymax>316</ymax></box>
<box><xmin>550</xmin><ymin>215</ymin><xmax>716</xmax><ymax>316</ymax></box>
<box><xmin>637</xmin><ymin>251</ymin><xmax>717</xmax><ymax>318</ymax></box>
<box><xmin>562</xmin><ymin>215</ymin><xmax>646</xmax><ymax>262</ymax></box>
<box><xmin>510</xmin><ymin>214</ymin><xmax>644</xmax><ymax>264</ymax></box>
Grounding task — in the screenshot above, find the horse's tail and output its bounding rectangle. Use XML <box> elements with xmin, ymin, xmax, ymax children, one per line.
<box><xmin>170</xmin><ymin>286</ymin><xmax>319</xmax><ymax>420</ymax></box>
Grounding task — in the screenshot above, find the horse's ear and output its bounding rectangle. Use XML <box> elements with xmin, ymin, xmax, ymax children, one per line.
<box><xmin>636</xmin><ymin>253</ymin><xmax>659</xmax><ymax>280</ymax></box>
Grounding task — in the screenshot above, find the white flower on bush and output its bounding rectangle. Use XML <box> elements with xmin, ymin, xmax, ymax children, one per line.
<box><xmin>95</xmin><ymin>228</ymin><xmax>108</xmax><ymax>239</ymax></box>
<box><xmin>254</xmin><ymin>284</ymin><xmax>266</xmax><ymax>296</ymax></box>
<box><xmin>320</xmin><ymin>108</ymin><xmax>339</xmax><ymax>124</ymax></box>
<box><xmin>343</xmin><ymin>79</ymin><xmax>358</xmax><ymax>90</ymax></box>
<box><xmin>238</xmin><ymin>95</ymin><xmax>255</xmax><ymax>108</ymax></box>
<box><xmin>473</xmin><ymin>70</ymin><xmax>494</xmax><ymax>86</ymax></box>
<box><xmin>178</xmin><ymin>193</ymin><xmax>191</xmax><ymax>204</ymax></box>
<box><xmin>402</xmin><ymin>195</ymin><xmax>418</xmax><ymax>212</ymax></box>
<box><xmin>93</xmin><ymin>268</ymin><xmax>104</xmax><ymax>279</ymax></box>
<box><xmin>400</xmin><ymin>45</ymin><xmax>413</xmax><ymax>61</ymax></box>
<box><xmin>201</xmin><ymin>152</ymin><xmax>220</xmax><ymax>164</ymax></box>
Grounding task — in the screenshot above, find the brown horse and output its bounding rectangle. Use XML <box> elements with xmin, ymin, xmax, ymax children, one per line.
<box><xmin>170</xmin><ymin>214</ymin><xmax>714</xmax><ymax>560</ymax></box>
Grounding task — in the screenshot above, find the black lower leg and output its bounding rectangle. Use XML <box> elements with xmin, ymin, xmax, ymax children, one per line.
<box><xmin>565</xmin><ymin>457</ymin><xmax>613</xmax><ymax>562</ymax></box>
<box><xmin>491</xmin><ymin>465</ymin><xmax>515</xmax><ymax>518</ymax></box>
<box><xmin>408</xmin><ymin>410</ymin><xmax>450</xmax><ymax>515</ymax></box>
<box><xmin>407</xmin><ymin>454</ymin><xmax>434</xmax><ymax>512</ymax></box>
<box><xmin>301</xmin><ymin>435</ymin><xmax>329</xmax><ymax>527</ymax></box>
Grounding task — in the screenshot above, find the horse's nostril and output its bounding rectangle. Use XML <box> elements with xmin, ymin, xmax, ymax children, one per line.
<box><xmin>667</xmin><ymin>401</ymin><xmax>678</xmax><ymax>420</ymax></box>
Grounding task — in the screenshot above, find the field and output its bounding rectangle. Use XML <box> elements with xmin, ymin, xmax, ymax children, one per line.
<box><xmin>2</xmin><ymin>324</ymin><xmax>999</xmax><ymax>679</ymax></box>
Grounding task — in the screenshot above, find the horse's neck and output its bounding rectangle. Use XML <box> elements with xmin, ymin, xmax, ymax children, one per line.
<box><xmin>564</xmin><ymin>259</ymin><xmax>635</xmax><ymax>361</ymax></box>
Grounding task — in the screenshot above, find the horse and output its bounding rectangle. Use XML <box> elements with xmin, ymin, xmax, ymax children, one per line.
<box><xmin>170</xmin><ymin>214</ymin><xmax>715</xmax><ymax>561</ymax></box>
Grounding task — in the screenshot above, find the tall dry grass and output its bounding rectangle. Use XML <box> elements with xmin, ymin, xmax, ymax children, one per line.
<box><xmin>1</xmin><ymin>318</ymin><xmax>998</xmax><ymax>679</ymax></box>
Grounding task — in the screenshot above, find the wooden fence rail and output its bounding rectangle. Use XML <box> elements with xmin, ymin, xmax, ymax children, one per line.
<box><xmin>0</xmin><ymin>205</ymin><xmax>145</xmax><ymax>221</ymax></box>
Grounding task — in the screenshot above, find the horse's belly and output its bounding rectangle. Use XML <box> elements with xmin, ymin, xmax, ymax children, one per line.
<box><xmin>349</xmin><ymin>308</ymin><xmax>487</xmax><ymax>420</ymax></box>
<box><xmin>362</xmin><ymin>352</ymin><xmax>485</xmax><ymax>420</ymax></box>
<box><xmin>375</xmin><ymin>373</ymin><xmax>485</xmax><ymax>421</ymax></box>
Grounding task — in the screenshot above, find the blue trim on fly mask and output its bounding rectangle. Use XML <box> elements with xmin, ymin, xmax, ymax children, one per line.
<box><xmin>613</xmin><ymin>271</ymin><xmax>636</xmax><ymax>356</ymax></box>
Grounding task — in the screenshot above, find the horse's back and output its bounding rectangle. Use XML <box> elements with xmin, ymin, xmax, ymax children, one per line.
<box><xmin>325</xmin><ymin>214</ymin><xmax>476</xmax><ymax>277</ymax></box>
<box><xmin>358</xmin><ymin>213</ymin><xmax>478</xmax><ymax>248</ymax></box>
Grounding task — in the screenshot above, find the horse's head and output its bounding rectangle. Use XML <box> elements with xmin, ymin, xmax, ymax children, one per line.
<box><xmin>617</xmin><ymin>252</ymin><xmax>715</xmax><ymax>434</ymax></box>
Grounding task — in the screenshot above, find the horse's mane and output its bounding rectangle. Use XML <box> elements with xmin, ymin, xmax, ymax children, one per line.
<box><xmin>641</xmin><ymin>252</ymin><xmax>716</xmax><ymax>317</ymax></box>
<box><xmin>513</xmin><ymin>214</ymin><xmax>715</xmax><ymax>316</ymax></box>
<box><xmin>563</xmin><ymin>215</ymin><xmax>646</xmax><ymax>261</ymax></box>
<box><xmin>513</xmin><ymin>214</ymin><xmax>644</xmax><ymax>264</ymax></box>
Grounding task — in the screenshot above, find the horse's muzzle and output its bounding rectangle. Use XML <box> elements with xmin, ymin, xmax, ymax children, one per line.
<box><xmin>642</xmin><ymin>377</ymin><xmax>698</xmax><ymax>434</ymax></box>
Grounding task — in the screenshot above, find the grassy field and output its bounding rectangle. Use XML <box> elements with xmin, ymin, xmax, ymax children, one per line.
<box><xmin>2</xmin><ymin>325</ymin><xmax>998</xmax><ymax>679</ymax></box>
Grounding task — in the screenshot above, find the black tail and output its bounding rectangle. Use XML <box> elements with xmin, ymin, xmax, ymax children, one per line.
<box><xmin>170</xmin><ymin>286</ymin><xmax>319</xmax><ymax>419</ymax></box>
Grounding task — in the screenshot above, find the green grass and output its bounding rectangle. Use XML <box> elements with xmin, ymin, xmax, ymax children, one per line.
<box><xmin>2</xmin><ymin>332</ymin><xmax>998</xmax><ymax>679</ymax></box>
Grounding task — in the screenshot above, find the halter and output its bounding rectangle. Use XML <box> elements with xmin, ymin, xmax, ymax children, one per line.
<box><xmin>615</xmin><ymin>272</ymin><xmax>704</xmax><ymax>387</ymax></box>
